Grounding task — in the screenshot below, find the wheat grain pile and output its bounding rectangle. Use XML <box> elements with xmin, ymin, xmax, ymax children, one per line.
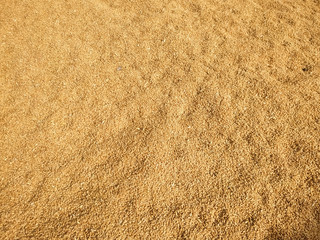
<box><xmin>1</xmin><ymin>0</ymin><xmax>320</xmax><ymax>239</ymax></box>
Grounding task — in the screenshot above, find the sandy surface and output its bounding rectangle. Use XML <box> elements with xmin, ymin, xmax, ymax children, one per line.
<box><xmin>1</xmin><ymin>0</ymin><xmax>320</xmax><ymax>239</ymax></box>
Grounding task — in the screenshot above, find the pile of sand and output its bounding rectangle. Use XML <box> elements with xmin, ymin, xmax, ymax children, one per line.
<box><xmin>1</xmin><ymin>0</ymin><xmax>320</xmax><ymax>239</ymax></box>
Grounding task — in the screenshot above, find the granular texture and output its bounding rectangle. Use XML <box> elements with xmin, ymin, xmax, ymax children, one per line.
<box><xmin>1</xmin><ymin>0</ymin><xmax>320</xmax><ymax>239</ymax></box>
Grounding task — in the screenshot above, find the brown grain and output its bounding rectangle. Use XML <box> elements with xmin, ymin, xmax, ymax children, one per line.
<box><xmin>1</xmin><ymin>0</ymin><xmax>320</xmax><ymax>239</ymax></box>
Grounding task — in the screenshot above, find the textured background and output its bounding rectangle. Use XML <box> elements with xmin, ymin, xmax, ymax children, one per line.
<box><xmin>1</xmin><ymin>0</ymin><xmax>320</xmax><ymax>239</ymax></box>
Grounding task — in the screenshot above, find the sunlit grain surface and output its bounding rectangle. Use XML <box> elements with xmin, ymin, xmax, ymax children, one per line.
<box><xmin>1</xmin><ymin>0</ymin><xmax>320</xmax><ymax>239</ymax></box>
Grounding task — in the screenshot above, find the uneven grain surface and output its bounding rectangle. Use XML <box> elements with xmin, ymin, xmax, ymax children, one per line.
<box><xmin>1</xmin><ymin>0</ymin><xmax>320</xmax><ymax>239</ymax></box>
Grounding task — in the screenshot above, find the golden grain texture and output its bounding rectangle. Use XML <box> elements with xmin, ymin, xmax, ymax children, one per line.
<box><xmin>1</xmin><ymin>0</ymin><xmax>320</xmax><ymax>239</ymax></box>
